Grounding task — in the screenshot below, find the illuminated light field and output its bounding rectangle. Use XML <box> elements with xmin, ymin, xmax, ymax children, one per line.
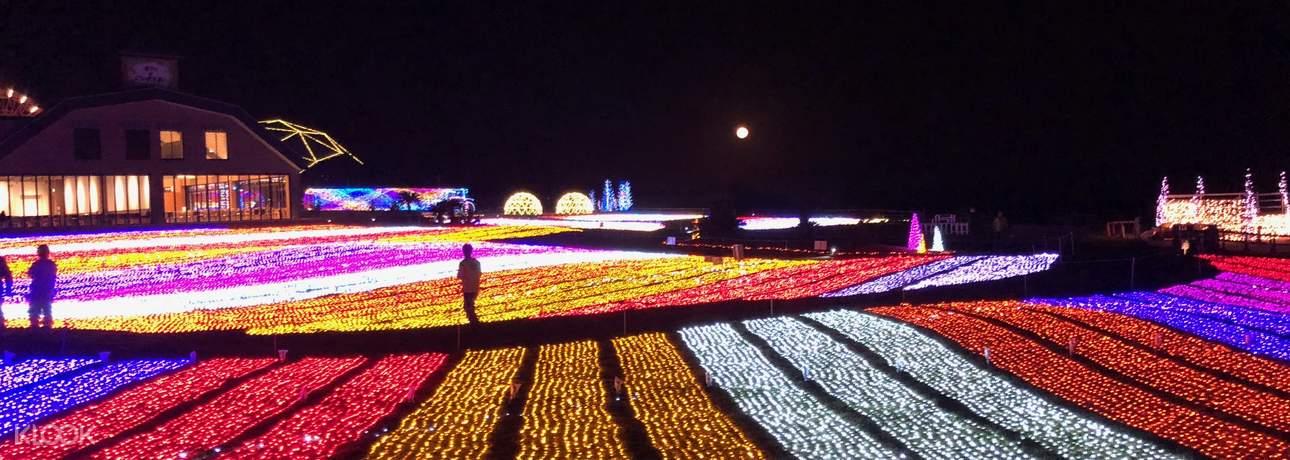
<box><xmin>679</xmin><ymin>324</ymin><xmax>896</xmax><ymax>458</ymax></box>
<box><xmin>611</xmin><ymin>333</ymin><xmax>764</xmax><ymax>459</ymax></box>
<box><xmin>1034</xmin><ymin>294</ymin><xmax>1290</xmax><ymax>362</ymax></box>
<box><xmin>0</xmin><ymin>358</ymin><xmax>274</xmax><ymax>459</ymax></box>
<box><xmin>225</xmin><ymin>354</ymin><xmax>448</xmax><ymax>459</ymax></box>
<box><xmin>903</xmin><ymin>254</ymin><xmax>1058</xmax><ymax>290</ymax></box>
<box><xmin>367</xmin><ymin>348</ymin><xmax>525</xmax><ymax>459</ymax></box>
<box><xmin>0</xmin><ymin>223</ymin><xmax>1058</xmax><ymax>333</ymax></box>
<box><xmin>0</xmin><ymin>357</ymin><xmax>99</xmax><ymax>393</ymax></box>
<box><xmin>935</xmin><ymin>301</ymin><xmax>1290</xmax><ymax>435</ymax></box>
<box><xmin>1031</xmin><ymin>254</ymin><xmax>1290</xmax><ymax>361</ymax></box>
<box><xmin>303</xmin><ymin>187</ymin><xmax>468</xmax><ymax>212</ymax></box>
<box><xmin>539</xmin><ymin>255</ymin><xmax>947</xmax><ymax>319</ymax></box>
<box><xmin>823</xmin><ymin>255</ymin><xmax>984</xmax><ymax>296</ymax></box>
<box><xmin>1029</xmin><ymin>304</ymin><xmax>1290</xmax><ymax>394</ymax></box>
<box><xmin>89</xmin><ymin>357</ymin><xmax>365</xmax><ymax>459</ymax></box>
<box><xmin>743</xmin><ymin>316</ymin><xmax>1035</xmax><ymax>459</ymax></box>
<box><xmin>517</xmin><ymin>341</ymin><xmax>627</xmax><ymax>459</ymax></box>
<box><xmin>737</xmin><ymin>215</ymin><xmax>866</xmax><ymax>230</ymax></box>
<box><xmin>1116</xmin><ymin>290</ymin><xmax>1290</xmax><ymax>338</ymax></box>
<box><xmin>0</xmin><ymin>359</ymin><xmax>191</xmax><ymax>438</ymax></box>
<box><xmin>873</xmin><ymin>303</ymin><xmax>1290</xmax><ymax>459</ymax></box>
<box><xmin>805</xmin><ymin>310</ymin><xmax>1176</xmax><ymax>459</ymax></box>
<box><xmin>482</xmin><ymin>212</ymin><xmax>703</xmax><ymax>232</ymax></box>
<box><xmin>6</xmin><ymin>299</ymin><xmax>1288</xmax><ymax>458</ymax></box>
<box><xmin>1199</xmin><ymin>254</ymin><xmax>1290</xmax><ymax>282</ymax></box>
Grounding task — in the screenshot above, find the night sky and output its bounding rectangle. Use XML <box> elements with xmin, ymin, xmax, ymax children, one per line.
<box><xmin>3</xmin><ymin>2</ymin><xmax>1290</xmax><ymax>221</ymax></box>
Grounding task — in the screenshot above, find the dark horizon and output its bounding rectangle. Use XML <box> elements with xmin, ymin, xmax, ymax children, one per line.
<box><xmin>4</xmin><ymin>1</ymin><xmax>1290</xmax><ymax>222</ymax></box>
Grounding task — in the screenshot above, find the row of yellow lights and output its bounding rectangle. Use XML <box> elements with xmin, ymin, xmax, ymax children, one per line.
<box><xmin>249</xmin><ymin>257</ymin><xmax>800</xmax><ymax>334</ymax></box>
<box><xmin>611</xmin><ymin>333</ymin><xmax>765</xmax><ymax>459</ymax></box>
<box><xmin>52</xmin><ymin>256</ymin><xmax>802</xmax><ymax>334</ymax></box>
<box><xmin>517</xmin><ymin>341</ymin><xmax>628</xmax><ymax>459</ymax></box>
<box><xmin>367</xmin><ymin>348</ymin><xmax>527</xmax><ymax>459</ymax></box>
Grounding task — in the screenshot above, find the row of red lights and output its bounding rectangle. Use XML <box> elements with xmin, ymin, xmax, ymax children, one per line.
<box><xmin>939</xmin><ymin>302</ymin><xmax>1290</xmax><ymax>435</ymax></box>
<box><xmin>549</xmin><ymin>256</ymin><xmax>937</xmax><ymax>318</ymax></box>
<box><xmin>89</xmin><ymin>357</ymin><xmax>365</xmax><ymax>459</ymax></box>
<box><xmin>872</xmin><ymin>303</ymin><xmax>1290</xmax><ymax>459</ymax></box>
<box><xmin>0</xmin><ymin>358</ymin><xmax>274</xmax><ymax>459</ymax></box>
<box><xmin>224</xmin><ymin>354</ymin><xmax>448</xmax><ymax>459</ymax></box>
<box><xmin>1033</xmin><ymin>304</ymin><xmax>1290</xmax><ymax>395</ymax></box>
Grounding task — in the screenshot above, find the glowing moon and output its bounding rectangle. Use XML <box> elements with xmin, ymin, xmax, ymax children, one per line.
<box><xmin>735</xmin><ymin>125</ymin><xmax>749</xmax><ymax>139</ymax></box>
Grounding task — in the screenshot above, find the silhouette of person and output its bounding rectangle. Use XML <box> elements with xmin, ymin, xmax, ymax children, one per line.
<box><xmin>0</xmin><ymin>255</ymin><xmax>11</xmax><ymax>329</ymax></box>
<box><xmin>457</xmin><ymin>243</ymin><xmax>481</xmax><ymax>325</ymax></box>
<box><xmin>26</xmin><ymin>244</ymin><xmax>56</xmax><ymax>329</ymax></box>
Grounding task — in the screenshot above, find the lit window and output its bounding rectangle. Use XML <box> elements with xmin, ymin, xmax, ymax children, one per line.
<box><xmin>204</xmin><ymin>131</ymin><xmax>228</xmax><ymax>160</ymax></box>
<box><xmin>160</xmin><ymin>130</ymin><xmax>183</xmax><ymax>159</ymax></box>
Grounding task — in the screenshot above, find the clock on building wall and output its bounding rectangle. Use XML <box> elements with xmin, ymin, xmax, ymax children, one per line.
<box><xmin>120</xmin><ymin>54</ymin><xmax>179</xmax><ymax>88</ymax></box>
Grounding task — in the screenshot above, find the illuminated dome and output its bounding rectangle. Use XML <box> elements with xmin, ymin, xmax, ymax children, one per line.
<box><xmin>554</xmin><ymin>192</ymin><xmax>594</xmax><ymax>215</ymax></box>
<box><xmin>503</xmin><ymin>192</ymin><xmax>543</xmax><ymax>215</ymax></box>
<box><xmin>0</xmin><ymin>87</ymin><xmax>40</xmax><ymax>117</ymax></box>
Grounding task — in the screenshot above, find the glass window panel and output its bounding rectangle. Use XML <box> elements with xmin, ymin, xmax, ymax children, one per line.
<box><xmin>22</xmin><ymin>176</ymin><xmax>37</xmax><ymax>217</ymax></box>
<box><xmin>62</xmin><ymin>177</ymin><xmax>75</xmax><ymax>216</ymax></box>
<box><xmin>88</xmin><ymin>176</ymin><xmax>101</xmax><ymax>214</ymax></box>
<box><xmin>9</xmin><ymin>177</ymin><xmax>22</xmax><ymax>218</ymax></box>
<box><xmin>160</xmin><ymin>130</ymin><xmax>183</xmax><ymax>159</ymax></box>
<box><xmin>0</xmin><ymin>177</ymin><xmax>8</xmax><ymax>218</ymax></box>
<box><xmin>205</xmin><ymin>131</ymin><xmax>228</xmax><ymax>160</ymax></box>
<box><xmin>126</xmin><ymin>175</ymin><xmax>140</xmax><ymax>212</ymax></box>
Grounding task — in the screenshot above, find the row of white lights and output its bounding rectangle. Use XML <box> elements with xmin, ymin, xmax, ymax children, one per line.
<box><xmin>743</xmin><ymin>316</ymin><xmax>1035</xmax><ymax>459</ymax></box>
<box><xmin>805</xmin><ymin>309</ymin><xmax>1177</xmax><ymax>460</ymax></box>
<box><xmin>679</xmin><ymin>323</ymin><xmax>895</xmax><ymax>459</ymax></box>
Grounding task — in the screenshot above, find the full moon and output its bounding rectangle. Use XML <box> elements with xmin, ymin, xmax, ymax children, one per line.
<box><xmin>735</xmin><ymin>125</ymin><xmax>749</xmax><ymax>139</ymax></box>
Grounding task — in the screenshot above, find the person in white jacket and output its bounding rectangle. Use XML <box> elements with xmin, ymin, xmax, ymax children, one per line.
<box><xmin>457</xmin><ymin>243</ymin><xmax>482</xmax><ymax>325</ymax></box>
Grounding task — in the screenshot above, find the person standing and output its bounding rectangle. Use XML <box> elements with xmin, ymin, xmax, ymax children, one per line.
<box><xmin>0</xmin><ymin>255</ymin><xmax>11</xmax><ymax>329</ymax></box>
<box><xmin>27</xmin><ymin>245</ymin><xmax>56</xmax><ymax>329</ymax></box>
<box><xmin>457</xmin><ymin>243</ymin><xmax>482</xmax><ymax>325</ymax></box>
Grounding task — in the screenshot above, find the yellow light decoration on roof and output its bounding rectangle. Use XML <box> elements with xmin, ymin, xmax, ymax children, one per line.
<box><xmin>259</xmin><ymin>119</ymin><xmax>364</xmax><ymax>170</ymax></box>
<box><xmin>554</xmin><ymin>192</ymin><xmax>594</xmax><ymax>215</ymax></box>
<box><xmin>0</xmin><ymin>86</ymin><xmax>40</xmax><ymax>117</ymax></box>
<box><xmin>503</xmin><ymin>192</ymin><xmax>544</xmax><ymax>216</ymax></box>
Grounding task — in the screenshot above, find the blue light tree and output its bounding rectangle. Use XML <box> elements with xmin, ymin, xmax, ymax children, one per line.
<box><xmin>617</xmin><ymin>180</ymin><xmax>633</xmax><ymax>211</ymax></box>
<box><xmin>602</xmin><ymin>179</ymin><xmax>617</xmax><ymax>212</ymax></box>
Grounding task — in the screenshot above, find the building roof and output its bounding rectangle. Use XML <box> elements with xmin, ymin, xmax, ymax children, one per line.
<box><xmin>0</xmin><ymin>87</ymin><xmax>302</xmax><ymax>170</ymax></box>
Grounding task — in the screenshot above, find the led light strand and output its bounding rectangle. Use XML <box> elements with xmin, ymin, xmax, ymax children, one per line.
<box><xmin>823</xmin><ymin>256</ymin><xmax>984</xmax><ymax>296</ymax></box>
<box><xmin>938</xmin><ymin>302</ymin><xmax>1290</xmax><ymax>434</ymax></box>
<box><xmin>0</xmin><ymin>359</ymin><xmax>190</xmax><ymax>438</ymax></box>
<box><xmin>744</xmin><ymin>316</ymin><xmax>1034</xmax><ymax>460</ymax></box>
<box><xmin>0</xmin><ymin>358</ymin><xmax>272</xmax><ymax>460</ymax></box>
<box><xmin>516</xmin><ymin>341</ymin><xmax>628</xmax><ymax>459</ymax></box>
<box><xmin>0</xmin><ymin>358</ymin><xmax>100</xmax><ymax>394</ymax></box>
<box><xmin>88</xmin><ymin>357</ymin><xmax>364</xmax><ymax>460</ymax></box>
<box><xmin>225</xmin><ymin>354</ymin><xmax>447</xmax><ymax>459</ymax></box>
<box><xmin>1031</xmin><ymin>304</ymin><xmax>1290</xmax><ymax>395</ymax></box>
<box><xmin>367</xmin><ymin>348</ymin><xmax>525</xmax><ymax>459</ymax></box>
<box><xmin>611</xmin><ymin>333</ymin><xmax>765</xmax><ymax>459</ymax></box>
<box><xmin>679</xmin><ymin>324</ymin><xmax>894</xmax><ymax>459</ymax></box>
<box><xmin>904</xmin><ymin>254</ymin><xmax>1058</xmax><ymax>290</ymax></box>
<box><xmin>873</xmin><ymin>304</ymin><xmax>1290</xmax><ymax>459</ymax></box>
<box><xmin>807</xmin><ymin>309</ymin><xmax>1176</xmax><ymax>460</ymax></box>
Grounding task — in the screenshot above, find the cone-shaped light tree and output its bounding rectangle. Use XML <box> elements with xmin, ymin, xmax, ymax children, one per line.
<box><xmin>907</xmin><ymin>212</ymin><xmax>924</xmax><ymax>252</ymax></box>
